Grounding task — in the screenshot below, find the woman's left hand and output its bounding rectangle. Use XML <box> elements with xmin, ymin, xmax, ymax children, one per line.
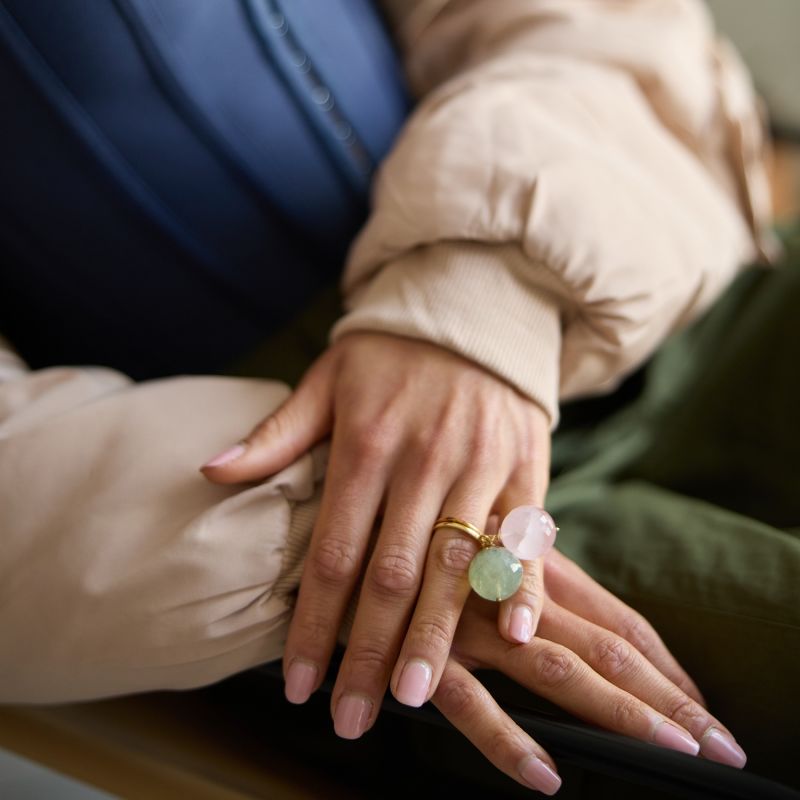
<box><xmin>430</xmin><ymin>548</ymin><xmax>746</xmax><ymax>794</ymax></box>
<box><xmin>202</xmin><ymin>331</ymin><xmax>552</xmax><ymax>733</ymax></box>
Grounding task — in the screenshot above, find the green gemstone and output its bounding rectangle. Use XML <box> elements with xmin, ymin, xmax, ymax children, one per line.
<box><xmin>468</xmin><ymin>547</ymin><xmax>523</xmax><ymax>601</ymax></box>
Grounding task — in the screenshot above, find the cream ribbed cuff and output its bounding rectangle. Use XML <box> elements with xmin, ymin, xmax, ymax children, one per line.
<box><xmin>332</xmin><ymin>242</ymin><xmax>563</xmax><ymax>426</ymax></box>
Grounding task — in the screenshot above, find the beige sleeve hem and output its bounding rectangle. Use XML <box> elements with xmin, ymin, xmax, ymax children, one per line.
<box><xmin>0</xmin><ymin>369</ymin><xmax>324</xmax><ymax>704</ymax></box>
<box><xmin>331</xmin><ymin>242</ymin><xmax>563</xmax><ymax>426</ymax></box>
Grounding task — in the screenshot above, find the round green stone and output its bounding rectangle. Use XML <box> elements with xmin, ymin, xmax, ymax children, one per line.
<box><xmin>468</xmin><ymin>547</ymin><xmax>523</xmax><ymax>601</ymax></box>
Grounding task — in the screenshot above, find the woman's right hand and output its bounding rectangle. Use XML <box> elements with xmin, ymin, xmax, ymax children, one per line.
<box><xmin>428</xmin><ymin>549</ymin><xmax>746</xmax><ymax>795</ymax></box>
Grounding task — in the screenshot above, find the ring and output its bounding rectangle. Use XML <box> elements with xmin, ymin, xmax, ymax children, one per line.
<box><xmin>432</xmin><ymin>516</ymin><xmax>495</xmax><ymax>548</ymax></box>
<box><xmin>431</xmin><ymin>507</ymin><xmax>558</xmax><ymax>602</ymax></box>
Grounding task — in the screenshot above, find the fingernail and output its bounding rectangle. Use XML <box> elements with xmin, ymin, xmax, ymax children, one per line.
<box><xmin>518</xmin><ymin>755</ymin><xmax>562</xmax><ymax>795</ymax></box>
<box><xmin>395</xmin><ymin>659</ymin><xmax>432</xmax><ymax>707</ymax></box>
<box><xmin>202</xmin><ymin>443</ymin><xmax>246</xmax><ymax>469</ymax></box>
<box><xmin>509</xmin><ymin>605</ymin><xmax>533</xmax><ymax>643</ymax></box>
<box><xmin>653</xmin><ymin>721</ymin><xmax>700</xmax><ymax>756</ymax></box>
<box><xmin>334</xmin><ymin>694</ymin><xmax>372</xmax><ymax>740</ymax></box>
<box><xmin>700</xmin><ymin>728</ymin><xmax>747</xmax><ymax>768</ymax></box>
<box><xmin>285</xmin><ymin>660</ymin><xmax>318</xmax><ymax>704</ymax></box>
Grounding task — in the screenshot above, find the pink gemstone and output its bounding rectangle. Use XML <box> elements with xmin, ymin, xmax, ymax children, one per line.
<box><xmin>499</xmin><ymin>506</ymin><xmax>557</xmax><ymax>560</ymax></box>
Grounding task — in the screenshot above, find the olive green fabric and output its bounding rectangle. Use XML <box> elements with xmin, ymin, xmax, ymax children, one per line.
<box><xmin>548</xmin><ymin>225</ymin><xmax>800</xmax><ymax>787</ymax></box>
<box><xmin>230</xmin><ymin>227</ymin><xmax>800</xmax><ymax>790</ymax></box>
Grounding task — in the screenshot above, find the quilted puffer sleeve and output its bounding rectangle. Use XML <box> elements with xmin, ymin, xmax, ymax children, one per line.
<box><xmin>335</xmin><ymin>0</ymin><xmax>771</xmax><ymax>424</ymax></box>
<box><xmin>0</xmin><ymin>338</ymin><xmax>319</xmax><ymax>703</ymax></box>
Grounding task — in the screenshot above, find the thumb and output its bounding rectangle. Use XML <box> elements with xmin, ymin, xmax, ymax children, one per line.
<box><xmin>200</xmin><ymin>350</ymin><xmax>337</xmax><ymax>484</ymax></box>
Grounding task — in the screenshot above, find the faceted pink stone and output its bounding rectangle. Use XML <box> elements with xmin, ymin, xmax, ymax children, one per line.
<box><xmin>499</xmin><ymin>506</ymin><xmax>557</xmax><ymax>560</ymax></box>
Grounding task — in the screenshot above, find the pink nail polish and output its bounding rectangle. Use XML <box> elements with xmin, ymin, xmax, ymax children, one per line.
<box><xmin>701</xmin><ymin>728</ymin><xmax>747</xmax><ymax>768</ymax></box>
<box><xmin>285</xmin><ymin>660</ymin><xmax>318</xmax><ymax>704</ymax></box>
<box><xmin>653</xmin><ymin>721</ymin><xmax>700</xmax><ymax>756</ymax></box>
<box><xmin>509</xmin><ymin>606</ymin><xmax>533</xmax><ymax>643</ymax></box>
<box><xmin>395</xmin><ymin>659</ymin><xmax>432</xmax><ymax>707</ymax></box>
<box><xmin>202</xmin><ymin>443</ymin><xmax>246</xmax><ymax>469</ymax></box>
<box><xmin>519</xmin><ymin>756</ymin><xmax>562</xmax><ymax>795</ymax></box>
<box><xmin>334</xmin><ymin>695</ymin><xmax>372</xmax><ymax>740</ymax></box>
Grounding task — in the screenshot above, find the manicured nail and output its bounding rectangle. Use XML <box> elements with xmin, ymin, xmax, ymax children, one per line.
<box><xmin>334</xmin><ymin>694</ymin><xmax>372</xmax><ymax>740</ymax></box>
<box><xmin>202</xmin><ymin>443</ymin><xmax>246</xmax><ymax>469</ymax></box>
<box><xmin>509</xmin><ymin>605</ymin><xmax>533</xmax><ymax>643</ymax></box>
<box><xmin>652</xmin><ymin>721</ymin><xmax>700</xmax><ymax>756</ymax></box>
<box><xmin>395</xmin><ymin>659</ymin><xmax>432</xmax><ymax>707</ymax></box>
<box><xmin>518</xmin><ymin>755</ymin><xmax>562</xmax><ymax>795</ymax></box>
<box><xmin>700</xmin><ymin>728</ymin><xmax>747</xmax><ymax>768</ymax></box>
<box><xmin>284</xmin><ymin>660</ymin><xmax>318</xmax><ymax>704</ymax></box>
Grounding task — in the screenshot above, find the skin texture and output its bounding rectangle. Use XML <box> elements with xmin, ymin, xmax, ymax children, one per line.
<box><xmin>203</xmin><ymin>333</ymin><xmax>551</xmax><ymax>702</ymax></box>
<box><xmin>433</xmin><ymin>554</ymin><xmax>746</xmax><ymax>792</ymax></box>
<box><xmin>202</xmin><ymin>332</ymin><xmax>746</xmax><ymax>792</ymax></box>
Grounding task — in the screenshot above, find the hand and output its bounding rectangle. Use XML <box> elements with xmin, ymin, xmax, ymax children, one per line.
<box><xmin>431</xmin><ymin>549</ymin><xmax>746</xmax><ymax>794</ymax></box>
<box><xmin>202</xmin><ymin>332</ymin><xmax>551</xmax><ymax>735</ymax></box>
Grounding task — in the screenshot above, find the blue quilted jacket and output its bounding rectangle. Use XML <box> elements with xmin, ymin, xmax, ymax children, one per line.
<box><xmin>0</xmin><ymin>0</ymin><xmax>408</xmax><ymax>378</ymax></box>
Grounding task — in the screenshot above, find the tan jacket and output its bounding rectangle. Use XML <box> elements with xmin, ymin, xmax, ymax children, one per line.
<box><xmin>0</xmin><ymin>0</ymin><xmax>770</xmax><ymax>702</ymax></box>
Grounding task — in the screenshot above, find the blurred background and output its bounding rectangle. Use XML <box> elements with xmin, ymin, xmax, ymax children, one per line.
<box><xmin>708</xmin><ymin>0</ymin><xmax>800</xmax><ymax>222</ymax></box>
<box><xmin>708</xmin><ymin>0</ymin><xmax>800</xmax><ymax>135</ymax></box>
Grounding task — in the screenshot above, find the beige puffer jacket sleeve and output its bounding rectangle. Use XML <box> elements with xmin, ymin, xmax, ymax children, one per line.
<box><xmin>334</xmin><ymin>0</ymin><xmax>772</xmax><ymax>424</ymax></box>
<box><xmin>0</xmin><ymin>337</ymin><xmax>320</xmax><ymax>703</ymax></box>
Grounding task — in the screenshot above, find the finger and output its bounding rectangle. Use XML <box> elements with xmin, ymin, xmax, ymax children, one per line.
<box><xmin>457</xmin><ymin>607</ymin><xmax>702</xmax><ymax>757</ymax></box>
<box><xmin>282</xmin><ymin>422</ymin><xmax>389</xmax><ymax>707</ymax></box>
<box><xmin>390</xmin><ymin>472</ymin><xmax>501</xmax><ymax>709</ymax></box>
<box><xmin>494</xmin><ymin>465</ymin><xmax>549</xmax><ymax>645</ymax></box>
<box><xmin>538</xmin><ymin>604</ymin><xmax>747</xmax><ymax>768</ymax></box>
<box><xmin>200</xmin><ymin>348</ymin><xmax>338</xmax><ymax>482</ymax></box>
<box><xmin>433</xmin><ymin>659</ymin><xmax>562</xmax><ymax>795</ymax></box>
<box><xmin>544</xmin><ymin>549</ymin><xmax>706</xmax><ymax>706</ymax></box>
<box><xmin>330</xmin><ymin>460</ymin><xmax>447</xmax><ymax>738</ymax></box>
<box><xmin>498</xmin><ymin>556</ymin><xmax>543</xmax><ymax>645</ymax></box>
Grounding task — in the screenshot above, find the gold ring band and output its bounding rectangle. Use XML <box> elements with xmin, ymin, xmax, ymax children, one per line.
<box><xmin>432</xmin><ymin>516</ymin><xmax>496</xmax><ymax>548</ymax></box>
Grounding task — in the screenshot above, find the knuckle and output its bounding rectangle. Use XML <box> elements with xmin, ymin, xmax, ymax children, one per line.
<box><xmin>534</xmin><ymin>646</ymin><xmax>579</xmax><ymax>689</ymax></box>
<box><xmin>310</xmin><ymin>537</ymin><xmax>360</xmax><ymax>586</ymax></box>
<box><xmin>342</xmin><ymin>422</ymin><xmax>394</xmax><ymax>467</ymax></box>
<box><xmin>368</xmin><ymin>546</ymin><xmax>419</xmax><ymax>599</ymax></box>
<box><xmin>434</xmin><ymin>534</ymin><xmax>477</xmax><ymax>577</ymax></box>
<box><xmin>411</xmin><ymin>615</ymin><xmax>453</xmax><ymax>657</ymax></box>
<box><xmin>591</xmin><ymin>636</ymin><xmax>637</xmax><ymax>680</ymax></box>
<box><xmin>353</xmin><ymin>432</ymin><xmax>391</xmax><ymax>465</ymax></box>
<box><xmin>434</xmin><ymin>675</ymin><xmax>477</xmax><ymax>717</ymax></box>
<box><xmin>662</xmin><ymin>693</ymin><xmax>706</xmax><ymax>730</ymax></box>
<box><xmin>346</xmin><ymin>643</ymin><xmax>391</xmax><ymax>681</ymax></box>
<box><xmin>611</xmin><ymin>696</ymin><xmax>644</xmax><ymax>732</ymax></box>
<box><xmin>618</xmin><ymin>613</ymin><xmax>656</xmax><ymax>656</ymax></box>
